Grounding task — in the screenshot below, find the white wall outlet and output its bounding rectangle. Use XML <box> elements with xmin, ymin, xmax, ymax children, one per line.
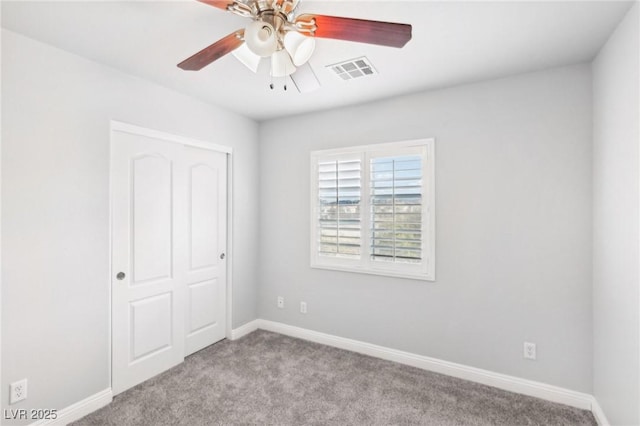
<box><xmin>524</xmin><ymin>342</ymin><xmax>537</xmax><ymax>360</ymax></box>
<box><xmin>300</xmin><ymin>301</ymin><xmax>307</xmax><ymax>314</ymax></box>
<box><xmin>277</xmin><ymin>296</ymin><xmax>284</xmax><ymax>309</ymax></box>
<box><xmin>10</xmin><ymin>379</ymin><xmax>27</xmax><ymax>404</ymax></box>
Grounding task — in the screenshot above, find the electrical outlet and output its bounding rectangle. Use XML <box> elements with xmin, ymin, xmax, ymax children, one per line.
<box><xmin>524</xmin><ymin>342</ymin><xmax>536</xmax><ymax>360</ymax></box>
<box><xmin>277</xmin><ymin>296</ymin><xmax>284</xmax><ymax>309</ymax></box>
<box><xmin>300</xmin><ymin>301</ymin><xmax>307</xmax><ymax>314</ymax></box>
<box><xmin>10</xmin><ymin>379</ymin><xmax>27</xmax><ymax>404</ymax></box>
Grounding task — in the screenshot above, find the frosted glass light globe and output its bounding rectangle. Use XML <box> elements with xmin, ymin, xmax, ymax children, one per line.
<box><xmin>284</xmin><ymin>31</ymin><xmax>316</xmax><ymax>66</ymax></box>
<box><xmin>271</xmin><ymin>49</ymin><xmax>297</xmax><ymax>77</ymax></box>
<box><xmin>245</xmin><ymin>21</ymin><xmax>277</xmax><ymax>57</ymax></box>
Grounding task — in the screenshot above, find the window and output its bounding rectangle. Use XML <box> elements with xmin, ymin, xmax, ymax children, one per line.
<box><xmin>310</xmin><ymin>139</ymin><xmax>435</xmax><ymax>281</ymax></box>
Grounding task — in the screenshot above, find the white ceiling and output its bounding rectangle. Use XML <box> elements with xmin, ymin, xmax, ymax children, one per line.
<box><xmin>1</xmin><ymin>0</ymin><xmax>633</xmax><ymax>121</ymax></box>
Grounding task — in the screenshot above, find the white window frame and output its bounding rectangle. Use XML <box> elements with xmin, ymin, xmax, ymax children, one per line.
<box><xmin>310</xmin><ymin>138</ymin><xmax>435</xmax><ymax>281</ymax></box>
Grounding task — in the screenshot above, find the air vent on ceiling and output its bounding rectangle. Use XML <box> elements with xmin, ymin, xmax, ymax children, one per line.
<box><xmin>327</xmin><ymin>57</ymin><xmax>377</xmax><ymax>81</ymax></box>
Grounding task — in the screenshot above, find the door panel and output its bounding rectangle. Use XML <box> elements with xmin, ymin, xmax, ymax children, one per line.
<box><xmin>130</xmin><ymin>292</ymin><xmax>173</xmax><ymax>360</ymax></box>
<box><xmin>184</xmin><ymin>147</ymin><xmax>227</xmax><ymax>356</ymax></box>
<box><xmin>188</xmin><ymin>279</ymin><xmax>219</xmax><ymax>332</ymax></box>
<box><xmin>190</xmin><ymin>164</ymin><xmax>219</xmax><ymax>271</ymax></box>
<box><xmin>112</xmin><ymin>131</ymin><xmax>186</xmax><ymax>395</ymax></box>
<box><xmin>132</xmin><ymin>154</ymin><xmax>173</xmax><ymax>284</ymax></box>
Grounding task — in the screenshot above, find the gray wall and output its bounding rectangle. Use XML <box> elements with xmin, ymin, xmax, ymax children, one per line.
<box><xmin>592</xmin><ymin>4</ymin><xmax>640</xmax><ymax>425</ymax></box>
<box><xmin>258</xmin><ymin>64</ymin><xmax>593</xmax><ymax>393</ymax></box>
<box><xmin>1</xmin><ymin>30</ymin><xmax>259</xmax><ymax>423</ymax></box>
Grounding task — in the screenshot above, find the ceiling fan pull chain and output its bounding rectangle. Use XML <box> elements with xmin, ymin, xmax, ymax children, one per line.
<box><xmin>283</xmin><ymin>62</ymin><xmax>287</xmax><ymax>90</ymax></box>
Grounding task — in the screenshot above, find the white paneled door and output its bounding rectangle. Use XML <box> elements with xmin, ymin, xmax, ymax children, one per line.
<box><xmin>183</xmin><ymin>146</ymin><xmax>227</xmax><ymax>356</ymax></box>
<box><xmin>111</xmin><ymin>125</ymin><xmax>227</xmax><ymax>395</ymax></box>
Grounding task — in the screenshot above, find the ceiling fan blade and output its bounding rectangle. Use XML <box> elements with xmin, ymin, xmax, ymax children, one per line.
<box><xmin>197</xmin><ymin>0</ymin><xmax>234</xmax><ymax>11</ymax></box>
<box><xmin>295</xmin><ymin>14</ymin><xmax>412</xmax><ymax>48</ymax></box>
<box><xmin>178</xmin><ymin>30</ymin><xmax>244</xmax><ymax>71</ymax></box>
<box><xmin>290</xmin><ymin>63</ymin><xmax>320</xmax><ymax>93</ymax></box>
<box><xmin>232</xmin><ymin>43</ymin><xmax>262</xmax><ymax>73</ymax></box>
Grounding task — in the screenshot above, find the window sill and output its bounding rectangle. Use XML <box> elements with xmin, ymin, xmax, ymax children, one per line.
<box><xmin>310</xmin><ymin>262</ymin><xmax>435</xmax><ymax>282</ymax></box>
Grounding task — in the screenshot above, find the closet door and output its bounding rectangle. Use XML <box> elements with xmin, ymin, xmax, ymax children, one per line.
<box><xmin>111</xmin><ymin>126</ymin><xmax>227</xmax><ymax>395</ymax></box>
<box><xmin>184</xmin><ymin>146</ymin><xmax>227</xmax><ymax>356</ymax></box>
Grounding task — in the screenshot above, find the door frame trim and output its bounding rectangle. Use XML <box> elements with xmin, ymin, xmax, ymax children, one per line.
<box><xmin>111</xmin><ymin>121</ymin><xmax>233</xmax><ymax>154</ymax></box>
<box><xmin>108</xmin><ymin>120</ymin><xmax>234</xmax><ymax>391</ymax></box>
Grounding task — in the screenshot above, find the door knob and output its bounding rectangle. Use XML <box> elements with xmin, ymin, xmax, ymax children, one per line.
<box><xmin>219</xmin><ymin>253</ymin><xmax>225</xmax><ymax>260</ymax></box>
<box><xmin>116</xmin><ymin>272</ymin><xmax>126</xmax><ymax>280</ymax></box>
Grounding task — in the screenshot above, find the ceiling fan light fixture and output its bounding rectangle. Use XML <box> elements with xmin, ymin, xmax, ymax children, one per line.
<box><xmin>178</xmin><ymin>0</ymin><xmax>413</xmax><ymax>93</ymax></box>
<box><xmin>283</xmin><ymin>31</ymin><xmax>316</xmax><ymax>66</ymax></box>
<box><xmin>270</xmin><ymin>49</ymin><xmax>297</xmax><ymax>77</ymax></box>
<box><xmin>231</xmin><ymin>43</ymin><xmax>262</xmax><ymax>73</ymax></box>
<box><xmin>244</xmin><ymin>20</ymin><xmax>277</xmax><ymax>57</ymax></box>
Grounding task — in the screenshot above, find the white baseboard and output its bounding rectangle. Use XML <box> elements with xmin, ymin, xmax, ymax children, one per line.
<box><xmin>30</xmin><ymin>388</ymin><xmax>112</xmax><ymax>426</ymax></box>
<box><xmin>230</xmin><ymin>319</ymin><xmax>260</xmax><ymax>340</ymax></box>
<box><xmin>257</xmin><ymin>319</ymin><xmax>594</xmax><ymax>411</ymax></box>
<box><xmin>590</xmin><ymin>398</ymin><xmax>610</xmax><ymax>426</ymax></box>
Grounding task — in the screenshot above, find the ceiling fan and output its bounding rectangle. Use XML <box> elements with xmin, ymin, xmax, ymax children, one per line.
<box><xmin>178</xmin><ymin>0</ymin><xmax>412</xmax><ymax>91</ymax></box>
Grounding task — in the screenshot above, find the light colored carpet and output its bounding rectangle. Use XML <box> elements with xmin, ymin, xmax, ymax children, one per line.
<box><xmin>74</xmin><ymin>330</ymin><xmax>596</xmax><ymax>425</ymax></box>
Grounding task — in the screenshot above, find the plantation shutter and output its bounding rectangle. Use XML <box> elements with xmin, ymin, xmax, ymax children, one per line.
<box><xmin>316</xmin><ymin>156</ymin><xmax>362</xmax><ymax>259</ymax></box>
<box><xmin>311</xmin><ymin>140</ymin><xmax>434</xmax><ymax>280</ymax></box>
<box><xmin>369</xmin><ymin>155</ymin><xmax>423</xmax><ymax>264</ymax></box>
